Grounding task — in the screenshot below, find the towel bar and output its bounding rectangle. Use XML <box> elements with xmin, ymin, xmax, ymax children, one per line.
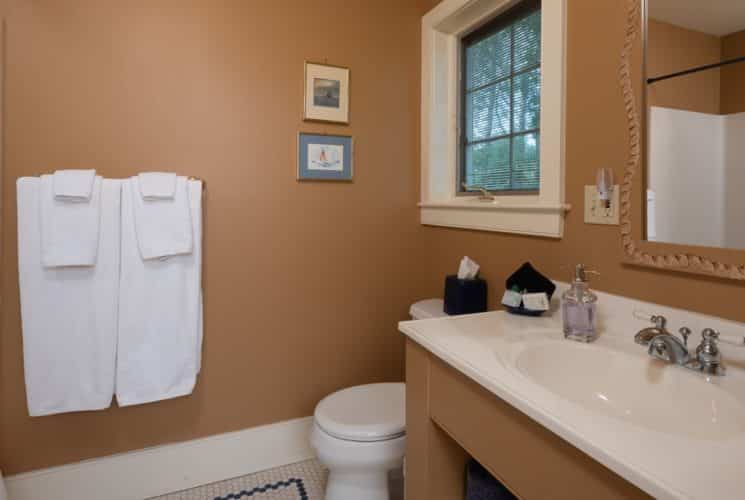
<box><xmin>188</xmin><ymin>176</ymin><xmax>207</xmax><ymax>193</ymax></box>
<box><xmin>32</xmin><ymin>172</ymin><xmax>206</xmax><ymax>193</ymax></box>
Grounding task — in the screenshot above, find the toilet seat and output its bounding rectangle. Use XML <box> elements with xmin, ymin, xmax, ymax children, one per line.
<box><xmin>314</xmin><ymin>383</ymin><xmax>405</xmax><ymax>442</ymax></box>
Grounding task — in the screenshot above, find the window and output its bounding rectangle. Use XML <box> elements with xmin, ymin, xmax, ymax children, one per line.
<box><xmin>419</xmin><ymin>0</ymin><xmax>566</xmax><ymax>237</ymax></box>
<box><xmin>461</xmin><ymin>1</ymin><xmax>541</xmax><ymax>194</ymax></box>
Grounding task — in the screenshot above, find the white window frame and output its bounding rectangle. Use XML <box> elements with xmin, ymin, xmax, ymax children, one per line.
<box><xmin>420</xmin><ymin>0</ymin><xmax>569</xmax><ymax>238</ymax></box>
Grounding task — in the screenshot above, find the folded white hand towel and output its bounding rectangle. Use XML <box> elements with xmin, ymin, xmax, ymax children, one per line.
<box><xmin>40</xmin><ymin>174</ymin><xmax>102</xmax><ymax>267</ymax></box>
<box><xmin>117</xmin><ymin>179</ymin><xmax>203</xmax><ymax>407</ymax></box>
<box><xmin>132</xmin><ymin>176</ymin><xmax>193</xmax><ymax>260</ymax></box>
<box><xmin>17</xmin><ymin>177</ymin><xmax>121</xmax><ymax>417</ymax></box>
<box><xmin>138</xmin><ymin>172</ymin><xmax>177</xmax><ymax>200</ymax></box>
<box><xmin>53</xmin><ymin>169</ymin><xmax>96</xmax><ymax>201</ymax></box>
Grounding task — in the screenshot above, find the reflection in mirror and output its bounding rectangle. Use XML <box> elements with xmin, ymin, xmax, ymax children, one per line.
<box><xmin>645</xmin><ymin>0</ymin><xmax>745</xmax><ymax>249</ymax></box>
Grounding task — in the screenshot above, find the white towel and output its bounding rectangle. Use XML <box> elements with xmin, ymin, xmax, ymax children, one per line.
<box><xmin>132</xmin><ymin>176</ymin><xmax>193</xmax><ymax>260</ymax></box>
<box><xmin>138</xmin><ymin>172</ymin><xmax>177</xmax><ymax>200</ymax></box>
<box><xmin>17</xmin><ymin>177</ymin><xmax>121</xmax><ymax>416</ymax></box>
<box><xmin>53</xmin><ymin>169</ymin><xmax>96</xmax><ymax>201</ymax></box>
<box><xmin>39</xmin><ymin>174</ymin><xmax>102</xmax><ymax>267</ymax></box>
<box><xmin>117</xmin><ymin>178</ymin><xmax>203</xmax><ymax>406</ymax></box>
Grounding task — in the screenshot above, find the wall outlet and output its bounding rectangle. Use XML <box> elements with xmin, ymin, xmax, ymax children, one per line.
<box><xmin>584</xmin><ymin>185</ymin><xmax>620</xmax><ymax>225</ymax></box>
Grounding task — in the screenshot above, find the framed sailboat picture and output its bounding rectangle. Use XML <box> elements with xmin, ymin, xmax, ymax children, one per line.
<box><xmin>297</xmin><ymin>133</ymin><xmax>353</xmax><ymax>181</ymax></box>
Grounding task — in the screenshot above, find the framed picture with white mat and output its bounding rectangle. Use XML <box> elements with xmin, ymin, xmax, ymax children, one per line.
<box><xmin>304</xmin><ymin>62</ymin><xmax>350</xmax><ymax>124</ymax></box>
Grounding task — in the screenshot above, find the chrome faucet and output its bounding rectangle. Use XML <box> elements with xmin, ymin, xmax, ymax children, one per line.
<box><xmin>635</xmin><ymin>316</ymin><xmax>725</xmax><ymax>376</ymax></box>
<box><xmin>648</xmin><ymin>334</ymin><xmax>690</xmax><ymax>365</ymax></box>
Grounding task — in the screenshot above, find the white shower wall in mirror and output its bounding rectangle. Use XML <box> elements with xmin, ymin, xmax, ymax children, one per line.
<box><xmin>647</xmin><ymin>107</ymin><xmax>745</xmax><ymax>248</ymax></box>
<box><xmin>645</xmin><ymin>0</ymin><xmax>745</xmax><ymax>250</ymax></box>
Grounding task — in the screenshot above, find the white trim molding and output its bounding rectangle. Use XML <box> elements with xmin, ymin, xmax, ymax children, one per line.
<box><xmin>420</xmin><ymin>0</ymin><xmax>569</xmax><ymax>238</ymax></box>
<box><xmin>5</xmin><ymin>417</ymin><xmax>315</xmax><ymax>500</ymax></box>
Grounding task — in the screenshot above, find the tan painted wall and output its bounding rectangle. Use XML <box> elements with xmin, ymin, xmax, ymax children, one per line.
<box><xmin>0</xmin><ymin>0</ymin><xmax>431</xmax><ymax>474</ymax></box>
<box><xmin>721</xmin><ymin>28</ymin><xmax>745</xmax><ymax>115</ymax></box>
<box><xmin>646</xmin><ymin>19</ymin><xmax>721</xmax><ymax>114</ymax></box>
<box><xmin>3</xmin><ymin>0</ymin><xmax>745</xmax><ymax>478</ymax></box>
<box><xmin>418</xmin><ymin>0</ymin><xmax>745</xmax><ymax>324</ymax></box>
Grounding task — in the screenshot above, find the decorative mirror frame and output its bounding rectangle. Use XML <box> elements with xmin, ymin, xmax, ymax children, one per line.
<box><xmin>619</xmin><ymin>0</ymin><xmax>745</xmax><ymax>280</ymax></box>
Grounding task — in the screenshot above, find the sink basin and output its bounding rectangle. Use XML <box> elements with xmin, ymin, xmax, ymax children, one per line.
<box><xmin>513</xmin><ymin>339</ymin><xmax>745</xmax><ymax>440</ymax></box>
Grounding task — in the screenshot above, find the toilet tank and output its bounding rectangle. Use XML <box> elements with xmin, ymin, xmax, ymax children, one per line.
<box><xmin>409</xmin><ymin>299</ymin><xmax>447</xmax><ymax>320</ymax></box>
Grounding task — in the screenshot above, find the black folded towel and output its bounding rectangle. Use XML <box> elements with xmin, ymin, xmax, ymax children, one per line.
<box><xmin>504</xmin><ymin>262</ymin><xmax>556</xmax><ymax>316</ymax></box>
<box><xmin>466</xmin><ymin>459</ymin><xmax>517</xmax><ymax>500</ymax></box>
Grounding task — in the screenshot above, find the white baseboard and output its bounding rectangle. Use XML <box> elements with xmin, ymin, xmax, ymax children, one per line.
<box><xmin>5</xmin><ymin>416</ymin><xmax>315</xmax><ymax>500</ymax></box>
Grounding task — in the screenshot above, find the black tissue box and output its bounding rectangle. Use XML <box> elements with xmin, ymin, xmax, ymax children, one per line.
<box><xmin>444</xmin><ymin>275</ymin><xmax>487</xmax><ymax>315</ymax></box>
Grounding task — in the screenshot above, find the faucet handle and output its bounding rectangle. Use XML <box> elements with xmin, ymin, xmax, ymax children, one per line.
<box><xmin>679</xmin><ymin>327</ymin><xmax>692</xmax><ymax>347</ymax></box>
<box><xmin>696</xmin><ymin>328</ymin><xmax>725</xmax><ymax>376</ymax></box>
<box><xmin>701</xmin><ymin>328</ymin><xmax>719</xmax><ymax>341</ymax></box>
<box><xmin>651</xmin><ymin>315</ymin><xmax>667</xmax><ymax>329</ymax></box>
<box><xmin>633</xmin><ymin>314</ymin><xmax>671</xmax><ymax>346</ymax></box>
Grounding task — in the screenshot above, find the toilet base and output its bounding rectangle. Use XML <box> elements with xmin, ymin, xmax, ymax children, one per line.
<box><xmin>311</xmin><ymin>423</ymin><xmax>405</xmax><ymax>500</ymax></box>
<box><xmin>325</xmin><ymin>470</ymin><xmax>390</xmax><ymax>500</ymax></box>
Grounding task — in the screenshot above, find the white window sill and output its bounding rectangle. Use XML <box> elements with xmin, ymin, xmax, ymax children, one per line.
<box><xmin>418</xmin><ymin>200</ymin><xmax>571</xmax><ymax>212</ymax></box>
<box><xmin>418</xmin><ymin>199</ymin><xmax>571</xmax><ymax>238</ymax></box>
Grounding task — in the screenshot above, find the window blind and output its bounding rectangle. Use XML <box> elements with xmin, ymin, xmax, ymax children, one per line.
<box><xmin>462</xmin><ymin>2</ymin><xmax>541</xmax><ymax>193</ymax></box>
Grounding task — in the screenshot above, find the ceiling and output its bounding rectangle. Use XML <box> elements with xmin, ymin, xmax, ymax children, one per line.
<box><xmin>648</xmin><ymin>0</ymin><xmax>745</xmax><ymax>37</ymax></box>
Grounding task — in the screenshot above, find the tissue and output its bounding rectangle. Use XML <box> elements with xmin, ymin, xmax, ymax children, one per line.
<box><xmin>457</xmin><ymin>256</ymin><xmax>480</xmax><ymax>280</ymax></box>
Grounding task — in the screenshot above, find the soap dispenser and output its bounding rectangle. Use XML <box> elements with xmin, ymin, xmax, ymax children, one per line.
<box><xmin>562</xmin><ymin>264</ymin><xmax>598</xmax><ymax>342</ymax></box>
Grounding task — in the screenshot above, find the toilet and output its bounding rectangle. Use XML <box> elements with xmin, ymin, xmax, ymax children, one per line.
<box><xmin>408</xmin><ymin>298</ymin><xmax>446</xmax><ymax>320</ymax></box>
<box><xmin>311</xmin><ymin>300</ymin><xmax>447</xmax><ymax>500</ymax></box>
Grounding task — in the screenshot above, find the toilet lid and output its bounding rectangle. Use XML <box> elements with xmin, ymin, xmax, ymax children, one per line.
<box><xmin>314</xmin><ymin>383</ymin><xmax>405</xmax><ymax>442</ymax></box>
<box><xmin>409</xmin><ymin>299</ymin><xmax>447</xmax><ymax>320</ymax></box>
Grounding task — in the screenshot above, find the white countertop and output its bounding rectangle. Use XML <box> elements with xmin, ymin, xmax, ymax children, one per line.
<box><xmin>399</xmin><ymin>284</ymin><xmax>745</xmax><ymax>500</ymax></box>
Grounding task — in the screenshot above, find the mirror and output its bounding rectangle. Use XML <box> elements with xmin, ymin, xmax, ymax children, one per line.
<box><xmin>644</xmin><ymin>0</ymin><xmax>745</xmax><ymax>250</ymax></box>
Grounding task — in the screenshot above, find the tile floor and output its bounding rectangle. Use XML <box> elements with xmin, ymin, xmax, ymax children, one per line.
<box><xmin>150</xmin><ymin>459</ymin><xmax>404</xmax><ymax>500</ymax></box>
<box><xmin>150</xmin><ymin>460</ymin><xmax>327</xmax><ymax>500</ymax></box>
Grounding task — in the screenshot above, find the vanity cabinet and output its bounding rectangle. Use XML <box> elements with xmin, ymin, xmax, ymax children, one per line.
<box><xmin>405</xmin><ymin>340</ymin><xmax>652</xmax><ymax>500</ymax></box>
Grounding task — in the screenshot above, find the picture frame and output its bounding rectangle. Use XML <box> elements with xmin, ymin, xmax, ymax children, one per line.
<box><xmin>297</xmin><ymin>132</ymin><xmax>353</xmax><ymax>182</ymax></box>
<box><xmin>304</xmin><ymin>62</ymin><xmax>350</xmax><ymax>124</ymax></box>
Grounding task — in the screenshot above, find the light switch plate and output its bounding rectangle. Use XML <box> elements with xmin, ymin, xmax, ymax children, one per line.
<box><xmin>584</xmin><ymin>185</ymin><xmax>620</xmax><ymax>225</ymax></box>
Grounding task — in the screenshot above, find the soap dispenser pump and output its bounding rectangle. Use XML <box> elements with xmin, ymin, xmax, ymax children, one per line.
<box><xmin>562</xmin><ymin>264</ymin><xmax>598</xmax><ymax>342</ymax></box>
